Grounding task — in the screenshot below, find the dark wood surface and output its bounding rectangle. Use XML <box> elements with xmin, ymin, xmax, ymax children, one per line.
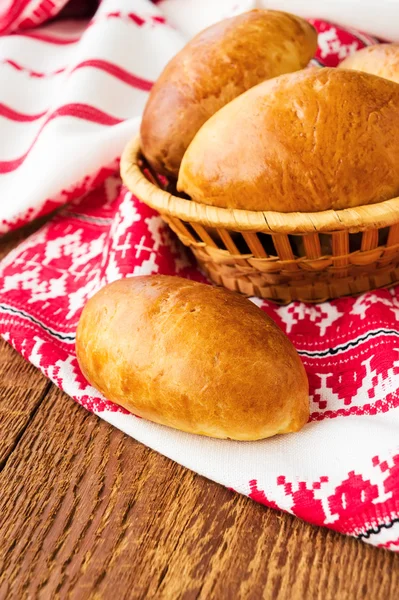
<box><xmin>1</xmin><ymin>229</ymin><xmax>399</xmax><ymax>600</ymax></box>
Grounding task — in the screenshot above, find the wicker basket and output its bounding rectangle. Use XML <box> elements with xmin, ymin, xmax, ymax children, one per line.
<box><xmin>120</xmin><ymin>136</ymin><xmax>399</xmax><ymax>304</ymax></box>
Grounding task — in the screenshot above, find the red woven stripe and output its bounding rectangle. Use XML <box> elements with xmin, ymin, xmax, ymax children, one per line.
<box><xmin>17</xmin><ymin>0</ymin><xmax>59</xmax><ymax>32</ymax></box>
<box><xmin>0</xmin><ymin>103</ymin><xmax>46</xmax><ymax>122</ymax></box>
<box><xmin>0</xmin><ymin>103</ymin><xmax>123</xmax><ymax>174</ymax></box>
<box><xmin>12</xmin><ymin>30</ymin><xmax>80</xmax><ymax>44</ymax></box>
<box><xmin>151</xmin><ymin>16</ymin><xmax>166</xmax><ymax>24</ymax></box>
<box><xmin>4</xmin><ymin>59</ymin><xmax>24</xmax><ymax>71</ymax></box>
<box><xmin>0</xmin><ymin>0</ymin><xmax>31</xmax><ymax>34</ymax></box>
<box><xmin>2</xmin><ymin>58</ymin><xmax>66</xmax><ymax>76</ymax></box>
<box><xmin>128</xmin><ymin>13</ymin><xmax>145</xmax><ymax>26</ymax></box>
<box><xmin>71</xmin><ymin>59</ymin><xmax>153</xmax><ymax>91</ymax></box>
<box><xmin>3</xmin><ymin>57</ymin><xmax>153</xmax><ymax>90</ymax></box>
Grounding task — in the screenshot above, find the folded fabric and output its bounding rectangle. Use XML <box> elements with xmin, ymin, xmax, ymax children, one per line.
<box><xmin>1</xmin><ymin>0</ymin><xmax>399</xmax><ymax>550</ymax></box>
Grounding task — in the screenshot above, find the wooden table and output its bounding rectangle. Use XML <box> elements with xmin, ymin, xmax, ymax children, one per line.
<box><xmin>1</xmin><ymin>228</ymin><xmax>399</xmax><ymax>600</ymax></box>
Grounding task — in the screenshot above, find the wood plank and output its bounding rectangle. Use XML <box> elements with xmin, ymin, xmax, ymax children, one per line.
<box><xmin>0</xmin><ymin>380</ymin><xmax>398</xmax><ymax>599</ymax></box>
<box><xmin>0</xmin><ymin>340</ymin><xmax>50</xmax><ymax>468</ymax></box>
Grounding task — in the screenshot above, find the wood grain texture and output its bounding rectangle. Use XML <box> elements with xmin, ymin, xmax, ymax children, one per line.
<box><xmin>0</xmin><ymin>357</ymin><xmax>398</xmax><ymax>600</ymax></box>
<box><xmin>1</xmin><ymin>226</ymin><xmax>399</xmax><ymax>599</ymax></box>
<box><xmin>0</xmin><ymin>341</ymin><xmax>50</xmax><ymax>468</ymax></box>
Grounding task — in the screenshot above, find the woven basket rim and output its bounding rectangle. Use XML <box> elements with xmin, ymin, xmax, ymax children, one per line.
<box><xmin>120</xmin><ymin>135</ymin><xmax>399</xmax><ymax>234</ymax></box>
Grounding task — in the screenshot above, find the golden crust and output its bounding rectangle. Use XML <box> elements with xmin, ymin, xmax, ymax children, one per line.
<box><xmin>76</xmin><ymin>276</ymin><xmax>309</xmax><ymax>441</ymax></box>
<box><xmin>340</xmin><ymin>43</ymin><xmax>399</xmax><ymax>84</ymax></box>
<box><xmin>140</xmin><ymin>9</ymin><xmax>317</xmax><ymax>177</ymax></box>
<box><xmin>177</xmin><ymin>68</ymin><xmax>399</xmax><ymax>212</ymax></box>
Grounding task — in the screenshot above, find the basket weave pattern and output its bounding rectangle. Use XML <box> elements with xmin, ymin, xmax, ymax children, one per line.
<box><xmin>121</xmin><ymin>136</ymin><xmax>399</xmax><ymax>304</ymax></box>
